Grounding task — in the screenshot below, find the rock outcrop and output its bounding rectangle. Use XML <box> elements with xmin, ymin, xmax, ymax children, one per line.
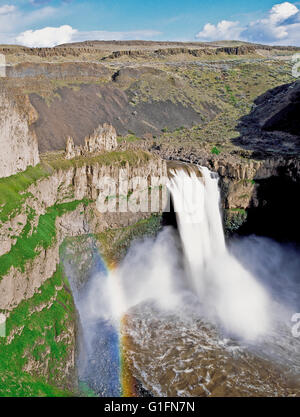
<box><xmin>236</xmin><ymin>81</ymin><xmax>300</xmax><ymax>155</ymax></box>
<box><xmin>0</xmin><ymin>90</ymin><xmax>40</xmax><ymax>178</ymax></box>
<box><xmin>138</xmin><ymin>141</ymin><xmax>300</xmax><ymax>240</ymax></box>
<box><xmin>6</xmin><ymin>62</ymin><xmax>110</xmax><ymax>80</ymax></box>
<box><xmin>102</xmin><ymin>45</ymin><xmax>257</xmax><ymax>60</ymax></box>
<box><xmin>0</xmin><ymin>155</ymin><xmax>167</xmax><ymax>310</ymax></box>
<box><xmin>65</xmin><ymin>123</ymin><xmax>118</xmax><ymax>159</ymax></box>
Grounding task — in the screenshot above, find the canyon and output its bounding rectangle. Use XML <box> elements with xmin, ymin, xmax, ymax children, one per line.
<box><xmin>0</xmin><ymin>40</ymin><xmax>299</xmax><ymax>396</ymax></box>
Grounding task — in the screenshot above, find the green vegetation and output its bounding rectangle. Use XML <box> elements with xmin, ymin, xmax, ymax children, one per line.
<box><xmin>239</xmin><ymin>179</ymin><xmax>256</xmax><ymax>185</ymax></box>
<box><xmin>225</xmin><ymin>84</ymin><xmax>238</xmax><ymax>106</ymax></box>
<box><xmin>229</xmin><ymin>208</ymin><xmax>247</xmax><ymax>215</ymax></box>
<box><xmin>117</xmin><ymin>134</ymin><xmax>141</xmax><ymax>143</ymax></box>
<box><xmin>41</xmin><ymin>150</ymin><xmax>152</xmax><ymax>171</ymax></box>
<box><xmin>96</xmin><ymin>214</ymin><xmax>162</xmax><ymax>266</ymax></box>
<box><xmin>211</xmin><ymin>146</ymin><xmax>221</xmax><ymax>155</ymax></box>
<box><xmin>0</xmin><ymin>199</ymin><xmax>90</xmax><ymax>281</ymax></box>
<box><xmin>0</xmin><ymin>164</ymin><xmax>50</xmax><ymax>223</ymax></box>
<box><xmin>0</xmin><ymin>150</ymin><xmax>153</xmax><ymax>225</ymax></box>
<box><xmin>146</xmin><ymin>59</ymin><xmax>294</xmax><ymax>155</ymax></box>
<box><xmin>0</xmin><ymin>265</ymin><xmax>76</xmax><ymax>397</ymax></box>
<box><xmin>224</xmin><ymin>208</ymin><xmax>248</xmax><ymax>235</ymax></box>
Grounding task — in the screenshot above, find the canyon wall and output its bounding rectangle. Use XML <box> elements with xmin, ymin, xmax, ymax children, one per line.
<box><xmin>148</xmin><ymin>143</ymin><xmax>300</xmax><ymax>240</ymax></box>
<box><xmin>0</xmin><ymin>155</ymin><xmax>167</xmax><ymax>311</ymax></box>
<box><xmin>0</xmin><ymin>91</ymin><xmax>39</xmax><ymax>178</ymax></box>
<box><xmin>65</xmin><ymin>123</ymin><xmax>118</xmax><ymax>159</ymax></box>
<box><xmin>0</xmin><ymin>152</ymin><xmax>166</xmax><ymax>394</ymax></box>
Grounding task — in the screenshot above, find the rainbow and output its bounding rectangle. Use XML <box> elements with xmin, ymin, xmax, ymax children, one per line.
<box><xmin>101</xmin><ymin>257</ymin><xmax>138</xmax><ymax>397</ymax></box>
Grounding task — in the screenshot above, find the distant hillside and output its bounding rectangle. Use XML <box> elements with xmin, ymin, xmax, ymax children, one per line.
<box><xmin>0</xmin><ymin>40</ymin><xmax>300</xmax><ymax>65</ymax></box>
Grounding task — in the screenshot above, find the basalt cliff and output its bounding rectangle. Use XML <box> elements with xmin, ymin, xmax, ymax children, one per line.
<box><xmin>0</xmin><ymin>89</ymin><xmax>39</xmax><ymax>178</ymax></box>
<box><xmin>0</xmin><ymin>40</ymin><xmax>299</xmax><ymax>396</ymax></box>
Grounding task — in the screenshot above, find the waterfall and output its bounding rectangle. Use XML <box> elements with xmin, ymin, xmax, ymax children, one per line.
<box><xmin>168</xmin><ymin>166</ymin><xmax>270</xmax><ymax>340</ymax></box>
<box><xmin>168</xmin><ymin>167</ymin><xmax>225</xmax><ymax>292</ymax></box>
<box><xmin>62</xmin><ymin>165</ymin><xmax>300</xmax><ymax>396</ymax></box>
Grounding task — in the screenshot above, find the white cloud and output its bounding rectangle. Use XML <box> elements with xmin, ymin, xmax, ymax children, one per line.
<box><xmin>0</xmin><ymin>5</ymin><xmax>56</xmax><ymax>42</ymax></box>
<box><xmin>16</xmin><ymin>25</ymin><xmax>78</xmax><ymax>47</ymax></box>
<box><xmin>0</xmin><ymin>2</ymin><xmax>161</xmax><ymax>47</ymax></box>
<box><xmin>0</xmin><ymin>5</ymin><xmax>16</xmax><ymax>15</ymax></box>
<box><xmin>14</xmin><ymin>26</ymin><xmax>161</xmax><ymax>47</ymax></box>
<box><xmin>267</xmin><ymin>2</ymin><xmax>298</xmax><ymax>24</ymax></box>
<box><xmin>196</xmin><ymin>2</ymin><xmax>300</xmax><ymax>46</ymax></box>
<box><xmin>242</xmin><ymin>2</ymin><xmax>300</xmax><ymax>43</ymax></box>
<box><xmin>196</xmin><ymin>20</ymin><xmax>242</xmax><ymax>41</ymax></box>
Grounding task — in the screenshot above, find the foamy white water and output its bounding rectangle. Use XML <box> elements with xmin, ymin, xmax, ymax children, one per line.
<box><xmin>168</xmin><ymin>166</ymin><xmax>270</xmax><ymax>340</ymax></box>
<box><xmin>64</xmin><ymin>165</ymin><xmax>300</xmax><ymax>396</ymax></box>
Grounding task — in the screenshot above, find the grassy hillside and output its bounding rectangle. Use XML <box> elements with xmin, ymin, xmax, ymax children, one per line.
<box><xmin>0</xmin><ymin>148</ymin><xmax>164</xmax><ymax>396</ymax></box>
<box><xmin>1</xmin><ymin>42</ymin><xmax>296</xmax><ymax>153</ymax></box>
<box><xmin>0</xmin><ymin>265</ymin><xmax>76</xmax><ymax>397</ymax></box>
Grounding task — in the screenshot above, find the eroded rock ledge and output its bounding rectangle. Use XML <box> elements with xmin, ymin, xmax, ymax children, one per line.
<box><xmin>65</xmin><ymin>123</ymin><xmax>118</xmax><ymax>159</ymax></box>
<box><xmin>154</xmin><ymin>144</ymin><xmax>300</xmax><ymax>240</ymax></box>
<box><xmin>0</xmin><ymin>90</ymin><xmax>39</xmax><ymax>178</ymax></box>
<box><xmin>0</xmin><ymin>154</ymin><xmax>167</xmax><ymax>311</ymax></box>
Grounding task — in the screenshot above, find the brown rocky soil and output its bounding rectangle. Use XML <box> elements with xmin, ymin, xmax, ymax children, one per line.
<box><xmin>235</xmin><ymin>81</ymin><xmax>300</xmax><ymax>155</ymax></box>
<box><xmin>30</xmin><ymin>83</ymin><xmax>206</xmax><ymax>152</ymax></box>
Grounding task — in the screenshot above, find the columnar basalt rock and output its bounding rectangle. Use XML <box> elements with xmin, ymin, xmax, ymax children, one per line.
<box><xmin>84</xmin><ymin>123</ymin><xmax>118</xmax><ymax>153</ymax></box>
<box><xmin>65</xmin><ymin>123</ymin><xmax>118</xmax><ymax>159</ymax></box>
<box><xmin>65</xmin><ymin>136</ymin><xmax>81</xmax><ymax>160</ymax></box>
<box><xmin>0</xmin><ymin>91</ymin><xmax>40</xmax><ymax>178</ymax></box>
<box><xmin>0</xmin><ymin>156</ymin><xmax>167</xmax><ymax>311</ymax></box>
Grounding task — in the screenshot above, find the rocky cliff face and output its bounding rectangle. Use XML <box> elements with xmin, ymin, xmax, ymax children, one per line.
<box><xmin>65</xmin><ymin>123</ymin><xmax>118</xmax><ymax>159</ymax></box>
<box><xmin>0</xmin><ymin>155</ymin><xmax>167</xmax><ymax>311</ymax></box>
<box><xmin>103</xmin><ymin>45</ymin><xmax>257</xmax><ymax>60</ymax></box>
<box><xmin>141</xmin><ymin>142</ymin><xmax>300</xmax><ymax>241</ymax></box>
<box><xmin>0</xmin><ymin>152</ymin><xmax>166</xmax><ymax>394</ymax></box>
<box><xmin>0</xmin><ymin>91</ymin><xmax>40</xmax><ymax>178</ymax></box>
<box><xmin>236</xmin><ymin>81</ymin><xmax>300</xmax><ymax>156</ymax></box>
<box><xmin>5</xmin><ymin>62</ymin><xmax>110</xmax><ymax>80</ymax></box>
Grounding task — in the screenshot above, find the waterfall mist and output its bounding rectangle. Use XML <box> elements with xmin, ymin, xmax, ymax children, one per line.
<box><xmin>67</xmin><ymin>166</ymin><xmax>300</xmax><ymax>394</ymax></box>
<box><xmin>107</xmin><ymin>167</ymin><xmax>272</xmax><ymax>341</ymax></box>
<box><xmin>168</xmin><ymin>167</ymin><xmax>270</xmax><ymax>340</ymax></box>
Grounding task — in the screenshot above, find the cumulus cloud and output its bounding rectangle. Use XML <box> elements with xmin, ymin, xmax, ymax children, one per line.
<box><xmin>196</xmin><ymin>2</ymin><xmax>300</xmax><ymax>46</ymax></box>
<box><xmin>0</xmin><ymin>1</ymin><xmax>161</xmax><ymax>47</ymax></box>
<box><xmin>195</xmin><ymin>20</ymin><xmax>242</xmax><ymax>41</ymax></box>
<box><xmin>0</xmin><ymin>4</ymin><xmax>57</xmax><ymax>43</ymax></box>
<box><xmin>241</xmin><ymin>1</ymin><xmax>300</xmax><ymax>43</ymax></box>
<box><xmin>16</xmin><ymin>25</ymin><xmax>77</xmax><ymax>47</ymax></box>
<box><xmin>14</xmin><ymin>25</ymin><xmax>161</xmax><ymax>47</ymax></box>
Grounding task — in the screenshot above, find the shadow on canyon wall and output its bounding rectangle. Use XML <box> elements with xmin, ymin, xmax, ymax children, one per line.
<box><xmin>232</xmin><ymin>81</ymin><xmax>300</xmax><ymax>158</ymax></box>
<box><xmin>232</xmin><ymin>81</ymin><xmax>300</xmax><ymax>242</ymax></box>
<box><xmin>238</xmin><ymin>175</ymin><xmax>300</xmax><ymax>242</ymax></box>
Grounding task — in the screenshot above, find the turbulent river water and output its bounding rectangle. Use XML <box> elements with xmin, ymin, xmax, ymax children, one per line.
<box><xmin>65</xmin><ymin>166</ymin><xmax>300</xmax><ymax>397</ymax></box>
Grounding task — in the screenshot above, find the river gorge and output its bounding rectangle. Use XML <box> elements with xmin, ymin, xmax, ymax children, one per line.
<box><xmin>60</xmin><ymin>164</ymin><xmax>300</xmax><ymax>397</ymax></box>
<box><xmin>0</xmin><ymin>38</ymin><xmax>299</xmax><ymax>398</ymax></box>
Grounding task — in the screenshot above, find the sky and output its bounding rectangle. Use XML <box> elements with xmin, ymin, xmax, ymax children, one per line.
<box><xmin>1</xmin><ymin>0</ymin><xmax>300</xmax><ymax>47</ymax></box>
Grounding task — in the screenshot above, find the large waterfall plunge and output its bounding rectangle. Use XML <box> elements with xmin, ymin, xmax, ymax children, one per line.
<box><xmin>102</xmin><ymin>165</ymin><xmax>271</xmax><ymax>341</ymax></box>
<box><xmin>168</xmin><ymin>167</ymin><xmax>270</xmax><ymax>340</ymax></box>
<box><xmin>64</xmin><ymin>165</ymin><xmax>300</xmax><ymax>396</ymax></box>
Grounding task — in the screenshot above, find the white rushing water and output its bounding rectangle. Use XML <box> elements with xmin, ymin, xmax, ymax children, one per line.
<box><xmin>104</xmin><ymin>166</ymin><xmax>271</xmax><ymax>340</ymax></box>
<box><xmin>66</xmin><ymin>165</ymin><xmax>300</xmax><ymax>396</ymax></box>
<box><xmin>168</xmin><ymin>167</ymin><xmax>270</xmax><ymax>340</ymax></box>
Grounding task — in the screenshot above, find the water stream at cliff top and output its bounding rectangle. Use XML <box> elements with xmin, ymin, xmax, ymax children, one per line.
<box><xmin>64</xmin><ymin>166</ymin><xmax>300</xmax><ymax>396</ymax></box>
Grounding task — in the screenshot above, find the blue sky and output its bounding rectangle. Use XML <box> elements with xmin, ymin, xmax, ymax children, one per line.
<box><xmin>1</xmin><ymin>1</ymin><xmax>300</xmax><ymax>46</ymax></box>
